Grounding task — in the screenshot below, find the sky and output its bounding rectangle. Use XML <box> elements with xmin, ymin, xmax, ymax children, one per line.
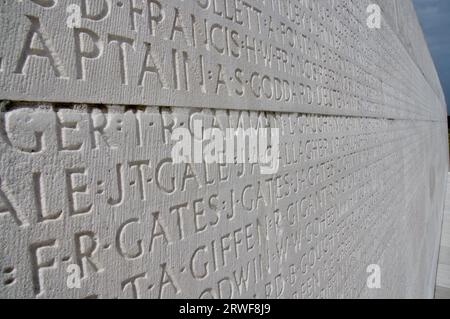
<box><xmin>412</xmin><ymin>0</ymin><xmax>450</xmax><ymax>113</ymax></box>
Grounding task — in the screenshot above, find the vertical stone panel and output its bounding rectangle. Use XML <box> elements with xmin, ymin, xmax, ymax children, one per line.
<box><xmin>0</xmin><ymin>0</ymin><xmax>447</xmax><ymax>299</ymax></box>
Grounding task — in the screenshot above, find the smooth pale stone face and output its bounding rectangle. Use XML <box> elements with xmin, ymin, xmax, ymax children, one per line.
<box><xmin>0</xmin><ymin>0</ymin><xmax>445</xmax><ymax>119</ymax></box>
<box><xmin>0</xmin><ymin>0</ymin><xmax>447</xmax><ymax>299</ymax></box>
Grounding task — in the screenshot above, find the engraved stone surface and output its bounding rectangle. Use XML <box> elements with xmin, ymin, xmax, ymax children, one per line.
<box><xmin>0</xmin><ymin>0</ymin><xmax>448</xmax><ymax>299</ymax></box>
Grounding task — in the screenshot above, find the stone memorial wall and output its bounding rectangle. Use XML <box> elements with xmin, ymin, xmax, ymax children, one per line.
<box><xmin>0</xmin><ymin>0</ymin><xmax>447</xmax><ymax>299</ymax></box>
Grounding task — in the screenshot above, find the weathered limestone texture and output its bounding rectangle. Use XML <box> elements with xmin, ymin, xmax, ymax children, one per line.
<box><xmin>435</xmin><ymin>173</ymin><xmax>450</xmax><ymax>299</ymax></box>
<box><xmin>0</xmin><ymin>0</ymin><xmax>447</xmax><ymax>299</ymax></box>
